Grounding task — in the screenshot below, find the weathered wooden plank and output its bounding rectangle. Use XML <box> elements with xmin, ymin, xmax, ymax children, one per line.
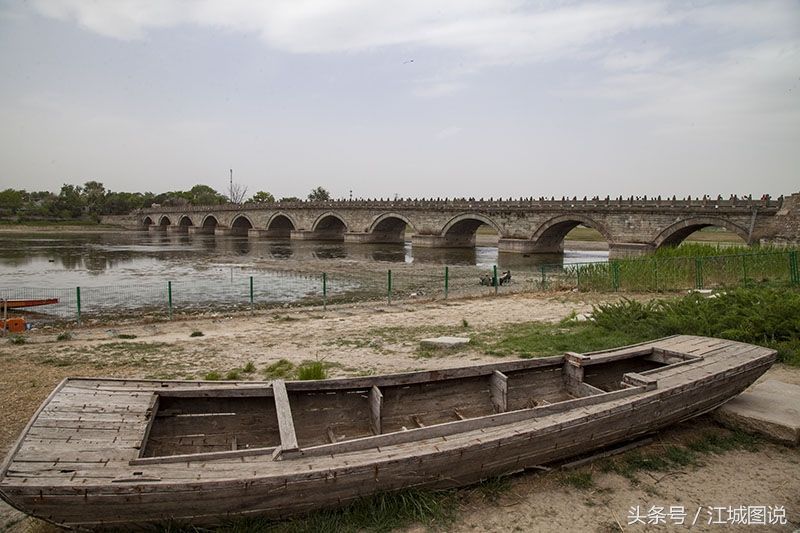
<box><xmin>369</xmin><ymin>385</ymin><xmax>382</xmax><ymax>435</ymax></box>
<box><xmin>272</xmin><ymin>380</ymin><xmax>298</xmax><ymax>453</ymax></box>
<box><xmin>489</xmin><ymin>371</ymin><xmax>508</xmax><ymax>413</ymax></box>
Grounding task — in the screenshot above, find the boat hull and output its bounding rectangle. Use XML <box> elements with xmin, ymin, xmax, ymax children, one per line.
<box><xmin>0</xmin><ymin>336</ymin><xmax>776</xmax><ymax>529</ymax></box>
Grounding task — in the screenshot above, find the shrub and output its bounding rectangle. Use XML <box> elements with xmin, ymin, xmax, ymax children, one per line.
<box><xmin>204</xmin><ymin>371</ymin><xmax>222</xmax><ymax>381</ymax></box>
<box><xmin>57</xmin><ymin>332</ymin><xmax>72</xmax><ymax>341</ymax></box>
<box><xmin>243</xmin><ymin>361</ymin><xmax>256</xmax><ymax>373</ymax></box>
<box><xmin>297</xmin><ymin>361</ymin><xmax>327</xmax><ymax>380</ymax></box>
<box><xmin>8</xmin><ymin>335</ymin><xmax>26</xmax><ymax>345</ymax></box>
<box><xmin>225</xmin><ymin>369</ymin><xmax>242</xmax><ymax>380</ymax></box>
<box><xmin>190</xmin><ymin>331</ymin><xmax>204</xmax><ymax>337</ymax></box>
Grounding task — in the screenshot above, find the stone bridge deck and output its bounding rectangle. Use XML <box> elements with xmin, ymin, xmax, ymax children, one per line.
<box><xmin>133</xmin><ymin>194</ymin><xmax>800</xmax><ymax>257</ymax></box>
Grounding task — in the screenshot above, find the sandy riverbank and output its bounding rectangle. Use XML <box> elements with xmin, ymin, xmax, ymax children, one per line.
<box><xmin>1</xmin><ymin>291</ymin><xmax>797</xmax><ymax>532</ymax></box>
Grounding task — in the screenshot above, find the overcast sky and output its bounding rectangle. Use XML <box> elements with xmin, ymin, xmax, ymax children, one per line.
<box><xmin>0</xmin><ymin>0</ymin><xmax>798</xmax><ymax>200</ymax></box>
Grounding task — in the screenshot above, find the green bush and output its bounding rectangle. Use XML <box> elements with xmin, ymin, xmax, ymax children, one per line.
<box><xmin>56</xmin><ymin>332</ymin><xmax>72</xmax><ymax>341</ymax></box>
<box><xmin>297</xmin><ymin>361</ymin><xmax>327</xmax><ymax>380</ymax></box>
<box><xmin>189</xmin><ymin>331</ymin><xmax>204</xmax><ymax>337</ymax></box>
<box><xmin>590</xmin><ymin>287</ymin><xmax>800</xmax><ymax>365</ymax></box>
<box><xmin>204</xmin><ymin>371</ymin><xmax>222</xmax><ymax>381</ymax></box>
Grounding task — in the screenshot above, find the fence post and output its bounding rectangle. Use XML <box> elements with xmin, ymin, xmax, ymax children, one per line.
<box><xmin>611</xmin><ymin>262</ymin><xmax>620</xmax><ymax>291</ymax></box>
<box><xmin>576</xmin><ymin>265</ymin><xmax>581</xmax><ymax>290</ymax></box>
<box><xmin>322</xmin><ymin>272</ymin><xmax>328</xmax><ymax>310</ymax></box>
<box><xmin>493</xmin><ymin>265</ymin><xmax>498</xmax><ymax>295</ymax></box>
<box><xmin>444</xmin><ymin>266</ymin><xmax>449</xmax><ymax>299</ymax></box>
<box><xmin>540</xmin><ymin>265</ymin><xmax>546</xmax><ymax>290</ymax></box>
<box><xmin>741</xmin><ymin>255</ymin><xmax>748</xmax><ymax>285</ymax></box>
<box><xmin>76</xmin><ymin>286</ymin><xmax>81</xmax><ymax>325</ymax></box>
<box><xmin>249</xmin><ymin>276</ymin><xmax>254</xmax><ymax>312</ymax></box>
<box><xmin>653</xmin><ymin>258</ymin><xmax>659</xmax><ymax>292</ymax></box>
<box><xmin>694</xmin><ymin>257</ymin><xmax>704</xmax><ymax>290</ymax></box>
<box><xmin>387</xmin><ymin>269</ymin><xmax>392</xmax><ymax>305</ymax></box>
<box><xmin>790</xmin><ymin>251</ymin><xmax>799</xmax><ymax>285</ymax></box>
<box><xmin>168</xmin><ymin>281</ymin><xmax>173</xmax><ymax>319</ymax></box>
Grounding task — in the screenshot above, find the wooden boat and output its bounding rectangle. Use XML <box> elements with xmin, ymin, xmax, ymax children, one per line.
<box><xmin>0</xmin><ymin>335</ymin><xmax>775</xmax><ymax>529</ymax></box>
<box><xmin>2</xmin><ymin>298</ymin><xmax>59</xmax><ymax>309</ymax></box>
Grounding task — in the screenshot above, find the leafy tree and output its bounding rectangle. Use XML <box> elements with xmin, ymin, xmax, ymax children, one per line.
<box><xmin>189</xmin><ymin>185</ymin><xmax>228</xmax><ymax>206</ymax></box>
<box><xmin>0</xmin><ymin>189</ymin><xmax>25</xmax><ymax>215</ymax></box>
<box><xmin>278</xmin><ymin>196</ymin><xmax>301</xmax><ymax>203</ymax></box>
<box><xmin>307</xmin><ymin>186</ymin><xmax>331</xmax><ymax>201</ymax></box>
<box><xmin>82</xmin><ymin>181</ymin><xmax>106</xmax><ymax>221</ymax></box>
<box><xmin>54</xmin><ymin>184</ymin><xmax>85</xmax><ymax>218</ymax></box>
<box><xmin>250</xmin><ymin>191</ymin><xmax>275</xmax><ymax>203</ymax></box>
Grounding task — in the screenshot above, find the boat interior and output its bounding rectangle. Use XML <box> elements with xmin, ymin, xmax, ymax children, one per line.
<box><xmin>137</xmin><ymin>343</ymin><xmax>701</xmax><ymax>464</ymax></box>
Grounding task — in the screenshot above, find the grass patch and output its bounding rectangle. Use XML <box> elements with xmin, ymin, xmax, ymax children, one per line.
<box><xmin>561</xmin><ymin>471</ymin><xmax>594</xmax><ymax>490</ymax></box>
<box><xmin>475</xmin><ymin>476</ymin><xmax>512</xmax><ymax>502</ymax></box>
<box><xmin>190</xmin><ymin>331</ymin><xmax>204</xmax><ymax>337</ymax></box>
<box><xmin>8</xmin><ymin>335</ymin><xmax>26</xmax><ymax>345</ymax></box>
<box><xmin>590</xmin><ymin>288</ymin><xmax>800</xmax><ymax>366</ymax></box>
<box><xmin>197</xmin><ymin>489</ymin><xmax>458</xmax><ymax>533</ymax></box>
<box><xmin>476</xmin><ymin>321</ymin><xmax>647</xmax><ymax>359</ymax></box>
<box><xmin>296</xmin><ymin>361</ymin><xmax>327</xmax><ymax>380</ymax></box>
<box><xmin>243</xmin><ymin>361</ymin><xmax>256</xmax><ymax>373</ymax></box>
<box><xmin>601</xmin><ymin>428</ymin><xmax>762</xmax><ymax>481</ymax></box>
<box><xmin>56</xmin><ymin>332</ymin><xmax>72</xmax><ymax>341</ymax></box>
<box><xmin>117</xmin><ymin>333</ymin><xmax>137</xmax><ymax>339</ymax></box>
<box><xmin>461</xmin><ymin>318</ymin><xmax>469</xmax><ymax>328</ymax></box>
<box><xmin>263</xmin><ymin>359</ymin><xmax>295</xmax><ymax>379</ymax></box>
<box><xmin>225</xmin><ymin>368</ymin><xmax>242</xmax><ymax>380</ymax></box>
<box><xmin>204</xmin><ymin>371</ymin><xmax>222</xmax><ymax>381</ymax></box>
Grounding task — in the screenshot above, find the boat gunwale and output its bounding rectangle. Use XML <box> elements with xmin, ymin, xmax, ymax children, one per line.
<box><xmin>0</xmin><ymin>335</ymin><xmax>716</xmax><ymax>477</ymax></box>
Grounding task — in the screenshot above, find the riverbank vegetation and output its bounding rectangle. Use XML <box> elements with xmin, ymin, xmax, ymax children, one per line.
<box><xmin>480</xmin><ymin>287</ymin><xmax>800</xmax><ymax>366</ymax></box>
<box><xmin>0</xmin><ymin>183</ymin><xmax>333</xmax><ymax>224</ymax></box>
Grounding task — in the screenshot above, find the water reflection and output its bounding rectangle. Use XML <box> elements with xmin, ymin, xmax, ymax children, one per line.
<box><xmin>0</xmin><ymin>232</ymin><xmax>608</xmax><ymax>288</ymax></box>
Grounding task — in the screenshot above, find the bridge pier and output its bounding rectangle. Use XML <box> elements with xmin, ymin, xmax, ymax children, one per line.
<box><xmin>344</xmin><ymin>232</ymin><xmax>405</xmax><ymax>245</ymax></box>
<box><xmin>411</xmin><ymin>234</ymin><xmax>474</xmax><ymax>248</ymax></box>
<box><xmin>608</xmin><ymin>243</ymin><xmax>655</xmax><ymax>259</ymax></box>
<box><xmin>248</xmin><ymin>229</ymin><xmax>290</xmax><ymax>238</ymax></box>
<box><xmin>187</xmin><ymin>226</ymin><xmax>214</xmax><ymax>235</ymax></box>
<box><xmin>214</xmin><ymin>226</ymin><xmax>232</xmax><ymax>236</ymax></box>
<box><xmin>148</xmin><ymin>225</ymin><xmax>166</xmax><ymax>233</ymax></box>
<box><xmin>498</xmin><ymin>238</ymin><xmax>541</xmax><ymax>254</ymax></box>
<box><xmin>290</xmin><ymin>230</ymin><xmax>343</xmax><ymax>241</ymax></box>
<box><xmin>166</xmin><ymin>225</ymin><xmax>188</xmax><ymax>234</ymax></box>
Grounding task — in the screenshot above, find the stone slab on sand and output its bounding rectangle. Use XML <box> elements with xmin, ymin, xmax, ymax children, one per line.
<box><xmin>714</xmin><ymin>380</ymin><xmax>800</xmax><ymax>445</ymax></box>
<box><xmin>420</xmin><ymin>336</ymin><xmax>471</xmax><ymax>349</ymax></box>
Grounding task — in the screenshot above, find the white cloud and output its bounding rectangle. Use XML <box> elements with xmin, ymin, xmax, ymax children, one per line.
<box><xmin>434</xmin><ymin>126</ymin><xmax>462</xmax><ymax>140</ymax></box>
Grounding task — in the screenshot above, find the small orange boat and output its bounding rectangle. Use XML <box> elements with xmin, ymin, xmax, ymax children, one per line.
<box><xmin>2</xmin><ymin>298</ymin><xmax>59</xmax><ymax>309</ymax></box>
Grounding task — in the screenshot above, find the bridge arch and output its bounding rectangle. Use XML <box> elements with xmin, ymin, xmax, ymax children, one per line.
<box><xmin>531</xmin><ymin>215</ymin><xmax>612</xmax><ymax>252</ymax></box>
<box><xmin>441</xmin><ymin>213</ymin><xmax>501</xmax><ymax>237</ymax></box>
<box><xmin>158</xmin><ymin>215</ymin><xmax>172</xmax><ymax>226</ymax></box>
<box><xmin>653</xmin><ymin>217</ymin><xmax>749</xmax><ymax>249</ymax></box>
<box><xmin>311</xmin><ymin>212</ymin><xmax>348</xmax><ymax>240</ymax></box>
<box><xmin>266</xmin><ymin>213</ymin><xmax>297</xmax><ymax>238</ymax></box>
<box><xmin>231</xmin><ymin>214</ymin><xmax>254</xmax><ymax>235</ymax></box>
<box><xmin>142</xmin><ymin>216</ymin><xmax>154</xmax><ymax>226</ymax></box>
<box><xmin>178</xmin><ymin>215</ymin><xmax>193</xmax><ymax>227</ymax></box>
<box><xmin>368</xmin><ymin>213</ymin><xmax>416</xmax><ymax>238</ymax></box>
<box><xmin>201</xmin><ymin>215</ymin><xmax>219</xmax><ymax>229</ymax></box>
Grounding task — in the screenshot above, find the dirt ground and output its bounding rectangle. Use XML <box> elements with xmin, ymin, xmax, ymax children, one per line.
<box><xmin>0</xmin><ymin>292</ymin><xmax>798</xmax><ymax>532</ymax></box>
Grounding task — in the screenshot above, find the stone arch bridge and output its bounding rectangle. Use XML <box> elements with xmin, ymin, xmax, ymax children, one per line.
<box><xmin>136</xmin><ymin>193</ymin><xmax>800</xmax><ymax>257</ymax></box>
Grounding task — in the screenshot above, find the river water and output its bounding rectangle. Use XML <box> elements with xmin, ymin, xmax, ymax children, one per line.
<box><xmin>0</xmin><ymin>232</ymin><xmax>608</xmax><ymax>319</ymax></box>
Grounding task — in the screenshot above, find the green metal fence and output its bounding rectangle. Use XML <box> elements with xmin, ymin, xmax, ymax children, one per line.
<box><xmin>1</xmin><ymin>250</ymin><xmax>797</xmax><ymax>324</ymax></box>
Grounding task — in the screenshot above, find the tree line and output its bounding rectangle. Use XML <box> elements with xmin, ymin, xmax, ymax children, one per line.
<box><xmin>0</xmin><ymin>182</ymin><xmax>331</xmax><ymax>222</ymax></box>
